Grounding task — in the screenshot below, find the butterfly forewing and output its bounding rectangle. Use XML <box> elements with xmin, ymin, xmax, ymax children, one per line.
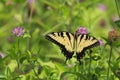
<box><xmin>76</xmin><ymin>34</ymin><xmax>100</xmax><ymax>61</ymax></box>
<box><xmin>45</xmin><ymin>32</ymin><xmax>75</xmax><ymax>60</ymax></box>
<box><xmin>45</xmin><ymin>31</ymin><xmax>100</xmax><ymax>62</ymax></box>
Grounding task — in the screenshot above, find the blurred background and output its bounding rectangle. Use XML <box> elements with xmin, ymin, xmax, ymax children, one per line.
<box><xmin>0</xmin><ymin>0</ymin><xmax>120</xmax><ymax>80</ymax></box>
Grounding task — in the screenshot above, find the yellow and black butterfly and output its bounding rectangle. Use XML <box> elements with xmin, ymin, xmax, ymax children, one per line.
<box><xmin>45</xmin><ymin>32</ymin><xmax>100</xmax><ymax>62</ymax></box>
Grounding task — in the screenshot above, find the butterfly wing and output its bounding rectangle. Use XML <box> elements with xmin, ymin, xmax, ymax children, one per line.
<box><xmin>76</xmin><ymin>34</ymin><xmax>100</xmax><ymax>61</ymax></box>
<box><xmin>45</xmin><ymin>32</ymin><xmax>75</xmax><ymax>61</ymax></box>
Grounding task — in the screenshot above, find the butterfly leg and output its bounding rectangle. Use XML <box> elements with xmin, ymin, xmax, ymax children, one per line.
<box><xmin>76</xmin><ymin>52</ymin><xmax>85</xmax><ymax>65</ymax></box>
<box><xmin>90</xmin><ymin>49</ymin><xmax>92</xmax><ymax>54</ymax></box>
<box><xmin>87</xmin><ymin>49</ymin><xmax>92</xmax><ymax>56</ymax></box>
<box><xmin>78</xmin><ymin>59</ymin><xmax>83</xmax><ymax>65</ymax></box>
<box><xmin>64</xmin><ymin>57</ymin><xmax>69</xmax><ymax>64</ymax></box>
<box><xmin>89</xmin><ymin>50</ymin><xmax>92</xmax><ymax>63</ymax></box>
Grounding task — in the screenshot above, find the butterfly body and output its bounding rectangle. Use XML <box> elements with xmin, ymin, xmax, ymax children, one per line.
<box><xmin>45</xmin><ymin>32</ymin><xmax>99</xmax><ymax>62</ymax></box>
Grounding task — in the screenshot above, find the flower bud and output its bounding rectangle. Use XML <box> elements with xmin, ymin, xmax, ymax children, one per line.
<box><xmin>108</xmin><ymin>29</ymin><xmax>119</xmax><ymax>43</ymax></box>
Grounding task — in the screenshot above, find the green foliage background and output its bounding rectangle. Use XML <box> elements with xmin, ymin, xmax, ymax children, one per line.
<box><xmin>0</xmin><ymin>0</ymin><xmax>120</xmax><ymax>80</ymax></box>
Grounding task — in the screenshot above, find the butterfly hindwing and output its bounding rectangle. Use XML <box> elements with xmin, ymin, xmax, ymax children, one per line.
<box><xmin>76</xmin><ymin>34</ymin><xmax>100</xmax><ymax>61</ymax></box>
<box><xmin>45</xmin><ymin>32</ymin><xmax>100</xmax><ymax>62</ymax></box>
<box><xmin>45</xmin><ymin>32</ymin><xmax>75</xmax><ymax>60</ymax></box>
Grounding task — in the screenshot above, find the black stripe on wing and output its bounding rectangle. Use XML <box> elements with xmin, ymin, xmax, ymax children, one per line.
<box><xmin>45</xmin><ymin>32</ymin><xmax>74</xmax><ymax>60</ymax></box>
<box><xmin>76</xmin><ymin>34</ymin><xmax>100</xmax><ymax>61</ymax></box>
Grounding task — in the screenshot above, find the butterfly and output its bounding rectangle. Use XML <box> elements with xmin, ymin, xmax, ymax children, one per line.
<box><xmin>45</xmin><ymin>32</ymin><xmax>100</xmax><ymax>63</ymax></box>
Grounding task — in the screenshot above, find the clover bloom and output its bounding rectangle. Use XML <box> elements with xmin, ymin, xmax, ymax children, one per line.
<box><xmin>12</xmin><ymin>27</ymin><xmax>24</xmax><ymax>37</ymax></box>
<box><xmin>27</xmin><ymin>0</ymin><xmax>35</xmax><ymax>5</ymax></box>
<box><xmin>112</xmin><ymin>15</ymin><xmax>119</xmax><ymax>22</ymax></box>
<box><xmin>99</xmin><ymin>40</ymin><xmax>104</xmax><ymax>46</ymax></box>
<box><xmin>98</xmin><ymin>4</ymin><xmax>106</xmax><ymax>11</ymax></box>
<box><xmin>108</xmin><ymin>29</ymin><xmax>119</xmax><ymax>43</ymax></box>
<box><xmin>76</xmin><ymin>27</ymin><xmax>88</xmax><ymax>35</ymax></box>
<box><xmin>0</xmin><ymin>53</ymin><xmax>4</xmax><ymax>58</ymax></box>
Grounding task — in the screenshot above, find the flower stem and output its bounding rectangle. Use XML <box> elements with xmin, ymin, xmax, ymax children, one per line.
<box><xmin>17</xmin><ymin>38</ymin><xmax>20</xmax><ymax>69</ymax></box>
<box><xmin>115</xmin><ymin>0</ymin><xmax>120</xmax><ymax>18</ymax></box>
<box><xmin>68</xmin><ymin>0</ymin><xmax>75</xmax><ymax>31</ymax></box>
<box><xmin>88</xmin><ymin>53</ymin><xmax>92</xmax><ymax>74</ymax></box>
<box><xmin>29</xmin><ymin>61</ymin><xmax>40</xmax><ymax>80</ymax></box>
<box><xmin>88</xmin><ymin>50</ymin><xmax>92</xmax><ymax>79</ymax></box>
<box><xmin>107</xmin><ymin>44</ymin><xmax>113</xmax><ymax>80</ymax></box>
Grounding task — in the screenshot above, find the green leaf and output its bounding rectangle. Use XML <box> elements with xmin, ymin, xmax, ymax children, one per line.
<box><xmin>38</xmin><ymin>65</ymin><xmax>43</xmax><ymax>75</ymax></box>
<box><xmin>115</xmin><ymin>20</ymin><xmax>120</xmax><ymax>27</ymax></box>
<box><xmin>27</xmin><ymin>50</ymin><xmax>32</xmax><ymax>59</ymax></box>
<box><xmin>111</xmin><ymin>40</ymin><xmax>120</xmax><ymax>47</ymax></box>
<box><xmin>7</xmin><ymin>48</ymin><xmax>17</xmax><ymax>59</ymax></box>
<box><xmin>60</xmin><ymin>72</ymin><xmax>78</xmax><ymax>80</ymax></box>
<box><xmin>19</xmin><ymin>56</ymin><xmax>27</xmax><ymax>64</ymax></box>
<box><xmin>116</xmin><ymin>57</ymin><xmax>120</xmax><ymax>62</ymax></box>
<box><xmin>23</xmin><ymin>33</ymin><xmax>31</xmax><ymax>38</ymax></box>
<box><xmin>91</xmin><ymin>73</ymin><xmax>98</xmax><ymax>80</ymax></box>
<box><xmin>0</xmin><ymin>75</ymin><xmax>6</xmax><ymax>79</ymax></box>
<box><xmin>54</xmin><ymin>63</ymin><xmax>66</xmax><ymax>73</ymax></box>
<box><xmin>101</xmin><ymin>36</ymin><xmax>108</xmax><ymax>42</ymax></box>
<box><xmin>92</xmin><ymin>55</ymin><xmax>101</xmax><ymax>61</ymax></box>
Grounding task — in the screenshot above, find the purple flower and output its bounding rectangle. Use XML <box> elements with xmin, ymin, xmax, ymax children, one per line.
<box><xmin>99</xmin><ymin>40</ymin><xmax>104</xmax><ymax>46</ymax></box>
<box><xmin>27</xmin><ymin>0</ymin><xmax>35</xmax><ymax>5</ymax></box>
<box><xmin>76</xmin><ymin>27</ymin><xmax>88</xmax><ymax>35</ymax></box>
<box><xmin>0</xmin><ymin>53</ymin><xmax>5</xmax><ymax>59</ymax></box>
<box><xmin>98</xmin><ymin>4</ymin><xmax>106</xmax><ymax>11</ymax></box>
<box><xmin>12</xmin><ymin>27</ymin><xmax>24</xmax><ymax>37</ymax></box>
<box><xmin>112</xmin><ymin>15</ymin><xmax>119</xmax><ymax>22</ymax></box>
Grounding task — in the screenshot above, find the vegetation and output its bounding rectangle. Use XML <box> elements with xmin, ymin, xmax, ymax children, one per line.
<box><xmin>0</xmin><ymin>0</ymin><xmax>120</xmax><ymax>80</ymax></box>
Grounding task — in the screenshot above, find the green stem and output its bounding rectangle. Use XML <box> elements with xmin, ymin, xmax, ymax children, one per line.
<box><xmin>27</xmin><ymin>30</ymin><xmax>31</xmax><ymax>50</ymax></box>
<box><xmin>79</xmin><ymin>65</ymin><xmax>81</xmax><ymax>80</ymax></box>
<box><xmin>107</xmin><ymin>44</ymin><xmax>112</xmax><ymax>80</ymax></box>
<box><xmin>68</xmin><ymin>0</ymin><xmax>75</xmax><ymax>31</ymax></box>
<box><xmin>76</xmin><ymin>64</ymin><xmax>80</xmax><ymax>80</ymax></box>
<box><xmin>80</xmin><ymin>60</ymin><xmax>84</xmax><ymax>80</ymax></box>
<box><xmin>6</xmin><ymin>67</ymin><xmax>9</xmax><ymax>79</ymax></box>
<box><xmin>115</xmin><ymin>0</ymin><xmax>120</xmax><ymax>18</ymax></box>
<box><xmin>88</xmin><ymin>53</ymin><xmax>92</xmax><ymax>74</ymax></box>
<box><xmin>27</xmin><ymin>3</ymin><xmax>33</xmax><ymax>51</ymax></box>
<box><xmin>29</xmin><ymin>61</ymin><xmax>40</xmax><ymax>80</ymax></box>
<box><xmin>88</xmin><ymin>50</ymin><xmax>92</xmax><ymax>79</ymax></box>
<box><xmin>17</xmin><ymin>38</ymin><xmax>20</xmax><ymax>69</ymax></box>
